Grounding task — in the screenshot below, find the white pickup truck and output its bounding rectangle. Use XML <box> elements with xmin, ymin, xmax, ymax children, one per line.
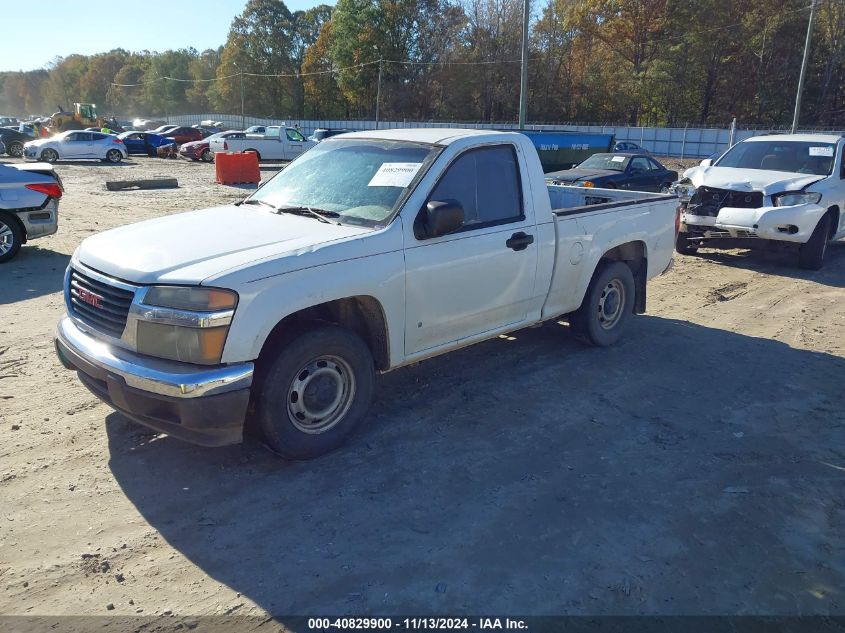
<box><xmin>55</xmin><ymin>129</ymin><xmax>676</xmax><ymax>458</ymax></box>
<box><xmin>209</xmin><ymin>125</ymin><xmax>315</xmax><ymax>161</ymax></box>
<box><xmin>675</xmin><ymin>133</ymin><xmax>845</xmax><ymax>269</ymax></box>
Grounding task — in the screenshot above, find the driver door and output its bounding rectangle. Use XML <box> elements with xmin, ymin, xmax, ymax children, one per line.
<box><xmin>403</xmin><ymin>144</ymin><xmax>538</xmax><ymax>355</ymax></box>
<box><xmin>63</xmin><ymin>132</ymin><xmax>93</xmax><ymax>158</ymax></box>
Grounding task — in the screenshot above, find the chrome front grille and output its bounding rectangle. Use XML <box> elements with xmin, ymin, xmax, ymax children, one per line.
<box><xmin>68</xmin><ymin>267</ymin><xmax>135</xmax><ymax>338</ymax></box>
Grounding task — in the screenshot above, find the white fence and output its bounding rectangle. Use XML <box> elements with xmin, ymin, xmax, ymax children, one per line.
<box><xmin>168</xmin><ymin>113</ymin><xmax>844</xmax><ymax>159</ymax></box>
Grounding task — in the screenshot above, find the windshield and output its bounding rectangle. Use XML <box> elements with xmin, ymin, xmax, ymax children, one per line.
<box><xmin>716</xmin><ymin>140</ymin><xmax>836</xmax><ymax>175</ymax></box>
<box><xmin>577</xmin><ymin>154</ymin><xmax>630</xmax><ymax>172</ymax></box>
<box><xmin>247</xmin><ymin>138</ymin><xmax>440</xmax><ymax>226</ymax></box>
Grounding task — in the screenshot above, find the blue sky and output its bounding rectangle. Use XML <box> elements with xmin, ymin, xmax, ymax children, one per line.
<box><xmin>1</xmin><ymin>0</ymin><xmax>333</xmax><ymax>72</ymax></box>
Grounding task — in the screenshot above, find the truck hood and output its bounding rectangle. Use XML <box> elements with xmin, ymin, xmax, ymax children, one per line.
<box><xmin>75</xmin><ymin>204</ymin><xmax>372</xmax><ymax>285</ymax></box>
<box><xmin>682</xmin><ymin>166</ymin><xmax>825</xmax><ymax>195</ymax></box>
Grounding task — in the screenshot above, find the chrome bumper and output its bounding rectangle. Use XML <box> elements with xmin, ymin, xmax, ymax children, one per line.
<box><xmin>56</xmin><ymin>315</ymin><xmax>253</xmax><ymax>398</ymax></box>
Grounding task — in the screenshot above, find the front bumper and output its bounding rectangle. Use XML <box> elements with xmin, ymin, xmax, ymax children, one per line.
<box><xmin>55</xmin><ymin>315</ymin><xmax>253</xmax><ymax>446</ymax></box>
<box><xmin>681</xmin><ymin>202</ymin><xmax>825</xmax><ymax>243</ymax></box>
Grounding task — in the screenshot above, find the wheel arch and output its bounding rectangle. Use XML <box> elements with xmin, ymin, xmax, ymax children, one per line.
<box><xmin>825</xmin><ymin>205</ymin><xmax>840</xmax><ymax>239</ymax></box>
<box><xmin>257</xmin><ymin>295</ymin><xmax>390</xmax><ymax>372</ymax></box>
<box><xmin>598</xmin><ymin>240</ymin><xmax>648</xmax><ymax>314</ymax></box>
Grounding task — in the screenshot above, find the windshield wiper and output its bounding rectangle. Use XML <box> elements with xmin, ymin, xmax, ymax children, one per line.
<box><xmin>275</xmin><ymin>205</ymin><xmax>343</xmax><ymax>225</ymax></box>
<box><xmin>240</xmin><ymin>198</ymin><xmax>276</xmax><ymax>208</ymax></box>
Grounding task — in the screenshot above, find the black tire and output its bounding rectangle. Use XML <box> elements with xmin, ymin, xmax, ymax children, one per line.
<box><xmin>570</xmin><ymin>261</ymin><xmax>636</xmax><ymax>346</ymax></box>
<box><xmin>201</xmin><ymin>148</ymin><xmax>213</xmax><ymax>162</ymax></box>
<box><xmin>675</xmin><ymin>230</ymin><xmax>699</xmax><ymax>255</ymax></box>
<box><xmin>105</xmin><ymin>149</ymin><xmax>123</xmax><ymax>163</ymax></box>
<box><xmin>659</xmin><ymin>183</ymin><xmax>671</xmax><ymax>193</ymax></box>
<box><xmin>798</xmin><ymin>213</ymin><xmax>831</xmax><ymax>270</ymax></box>
<box><xmin>244</xmin><ymin>149</ymin><xmax>261</xmax><ymax>161</ymax></box>
<box><xmin>256</xmin><ymin>323</ymin><xmax>375</xmax><ymax>459</ymax></box>
<box><xmin>8</xmin><ymin>141</ymin><xmax>23</xmax><ymax>157</ymax></box>
<box><xmin>40</xmin><ymin>148</ymin><xmax>58</xmax><ymax>163</ymax></box>
<box><xmin>0</xmin><ymin>212</ymin><xmax>23</xmax><ymax>263</ymax></box>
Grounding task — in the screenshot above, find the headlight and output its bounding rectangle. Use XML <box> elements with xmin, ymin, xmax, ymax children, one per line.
<box><xmin>136</xmin><ymin>286</ymin><xmax>238</xmax><ymax>365</ymax></box>
<box><xmin>671</xmin><ymin>181</ymin><xmax>696</xmax><ymax>201</ymax></box>
<box><xmin>772</xmin><ymin>191</ymin><xmax>822</xmax><ymax>207</ymax></box>
<box><xmin>144</xmin><ymin>286</ymin><xmax>237</xmax><ymax>311</ymax></box>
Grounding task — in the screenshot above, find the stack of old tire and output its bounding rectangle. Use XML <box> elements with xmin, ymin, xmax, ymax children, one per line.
<box><xmin>215</xmin><ymin>151</ymin><xmax>260</xmax><ymax>185</ymax></box>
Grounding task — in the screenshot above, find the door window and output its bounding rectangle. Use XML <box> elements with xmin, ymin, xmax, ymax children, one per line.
<box><xmin>629</xmin><ymin>157</ymin><xmax>650</xmax><ymax>173</ymax></box>
<box><xmin>286</xmin><ymin>128</ymin><xmax>306</xmax><ymax>142</ymax></box>
<box><xmin>426</xmin><ymin>145</ymin><xmax>523</xmax><ymax>230</ymax></box>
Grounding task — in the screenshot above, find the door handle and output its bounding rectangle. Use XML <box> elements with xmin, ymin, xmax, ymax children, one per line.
<box><xmin>506</xmin><ymin>232</ymin><xmax>534</xmax><ymax>251</ymax></box>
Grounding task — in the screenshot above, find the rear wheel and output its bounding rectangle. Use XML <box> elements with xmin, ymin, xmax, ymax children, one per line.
<box><xmin>256</xmin><ymin>324</ymin><xmax>375</xmax><ymax>459</ymax></box>
<box><xmin>798</xmin><ymin>213</ymin><xmax>831</xmax><ymax>270</ymax></box>
<box><xmin>0</xmin><ymin>212</ymin><xmax>23</xmax><ymax>263</ymax></box>
<box><xmin>105</xmin><ymin>149</ymin><xmax>123</xmax><ymax>163</ymax></box>
<box><xmin>40</xmin><ymin>148</ymin><xmax>58</xmax><ymax>163</ymax></box>
<box><xmin>8</xmin><ymin>141</ymin><xmax>23</xmax><ymax>157</ymax></box>
<box><xmin>569</xmin><ymin>261</ymin><xmax>636</xmax><ymax>346</ymax></box>
<box><xmin>244</xmin><ymin>149</ymin><xmax>261</xmax><ymax>161</ymax></box>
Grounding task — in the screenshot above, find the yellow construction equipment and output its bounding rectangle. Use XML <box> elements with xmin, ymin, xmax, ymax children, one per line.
<box><xmin>49</xmin><ymin>103</ymin><xmax>122</xmax><ymax>133</ymax></box>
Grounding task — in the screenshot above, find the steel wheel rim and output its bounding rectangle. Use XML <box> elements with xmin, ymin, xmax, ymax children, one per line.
<box><xmin>0</xmin><ymin>222</ymin><xmax>12</xmax><ymax>254</ymax></box>
<box><xmin>598</xmin><ymin>279</ymin><xmax>625</xmax><ymax>330</ymax></box>
<box><xmin>287</xmin><ymin>355</ymin><xmax>356</xmax><ymax>434</ymax></box>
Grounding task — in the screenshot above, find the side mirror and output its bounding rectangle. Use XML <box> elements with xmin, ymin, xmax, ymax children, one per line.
<box><xmin>699</xmin><ymin>158</ymin><xmax>713</xmax><ymax>167</ymax></box>
<box><xmin>424</xmin><ymin>200</ymin><xmax>464</xmax><ymax>238</ymax></box>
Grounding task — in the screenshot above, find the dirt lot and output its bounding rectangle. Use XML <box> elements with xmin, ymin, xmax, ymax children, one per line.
<box><xmin>1</xmin><ymin>154</ymin><xmax>844</xmax><ymax>624</ymax></box>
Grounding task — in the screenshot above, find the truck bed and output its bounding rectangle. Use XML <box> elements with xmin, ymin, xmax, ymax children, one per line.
<box><xmin>548</xmin><ymin>184</ymin><xmax>672</xmax><ymax>216</ymax></box>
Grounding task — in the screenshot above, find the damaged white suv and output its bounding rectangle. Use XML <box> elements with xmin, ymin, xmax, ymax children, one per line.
<box><xmin>675</xmin><ymin>134</ymin><xmax>845</xmax><ymax>269</ymax></box>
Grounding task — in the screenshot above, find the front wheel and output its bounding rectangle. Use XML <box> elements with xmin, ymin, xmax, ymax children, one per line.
<box><xmin>0</xmin><ymin>213</ymin><xmax>23</xmax><ymax>263</ymax></box>
<box><xmin>40</xmin><ymin>148</ymin><xmax>58</xmax><ymax>163</ymax></box>
<box><xmin>105</xmin><ymin>149</ymin><xmax>123</xmax><ymax>163</ymax></box>
<box><xmin>8</xmin><ymin>141</ymin><xmax>23</xmax><ymax>157</ymax></box>
<box><xmin>798</xmin><ymin>214</ymin><xmax>831</xmax><ymax>270</ymax></box>
<box><xmin>675</xmin><ymin>230</ymin><xmax>699</xmax><ymax>255</ymax></box>
<box><xmin>256</xmin><ymin>324</ymin><xmax>375</xmax><ymax>459</ymax></box>
<box><xmin>569</xmin><ymin>261</ymin><xmax>636</xmax><ymax>346</ymax></box>
<box><xmin>201</xmin><ymin>148</ymin><xmax>213</xmax><ymax>162</ymax></box>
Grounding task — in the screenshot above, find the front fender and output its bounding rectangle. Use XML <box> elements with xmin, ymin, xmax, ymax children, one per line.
<box><xmin>219</xmin><ymin>250</ymin><xmax>405</xmax><ymax>366</ymax></box>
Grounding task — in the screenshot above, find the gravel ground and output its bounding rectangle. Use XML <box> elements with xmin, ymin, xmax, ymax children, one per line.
<box><xmin>1</xmin><ymin>154</ymin><xmax>844</xmax><ymax>627</ymax></box>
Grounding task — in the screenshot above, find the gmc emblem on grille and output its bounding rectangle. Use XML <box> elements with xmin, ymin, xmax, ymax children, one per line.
<box><xmin>77</xmin><ymin>287</ymin><xmax>104</xmax><ymax>309</ymax></box>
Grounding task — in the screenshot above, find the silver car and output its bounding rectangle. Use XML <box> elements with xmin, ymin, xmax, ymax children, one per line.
<box><xmin>24</xmin><ymin>130</ymin><xmax>128</xmax><ymax>163</ymax></box>
<box><xmin>0</xmin><ymin>162</ymin><xmax>63</xmax><ymax>262</ymax></box>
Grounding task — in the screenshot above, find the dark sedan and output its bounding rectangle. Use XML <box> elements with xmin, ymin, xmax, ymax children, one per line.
<box><xmin>117</xmin><ymin>131</ymin><xmax>172</xmax><ymax>156</ymax></box>
<box><xmin>545</xmin><ymin>153</ymin><xmax>677</xmax><ymax>193</ymax></box>
<box><xmin>0</xmin><ymin>127</ymin><xmax>36</xmax><ymax>157</ymax></box>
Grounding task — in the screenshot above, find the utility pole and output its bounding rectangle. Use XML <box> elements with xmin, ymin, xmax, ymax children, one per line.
<box><xmin>375</xmin><ymin>59</ymin><xmax>382</xmax><ymax>130</ymax></box>
<box><xmin>518</xmin><ymin>0</ymin><xmax>530</xmax><ymax>129</ymax></box>
<box><xmin>791</xmin><ymin>0</ymin><xmax>817</xmax><ymax>133</ymax></box>
<box><xmin>240</xmin><ymin>72</ymin><xmax>245</xmax><ymax>130</ymax></box>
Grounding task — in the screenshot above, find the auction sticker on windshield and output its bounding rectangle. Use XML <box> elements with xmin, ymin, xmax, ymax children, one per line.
<box><xmin>611</xmin><ymin>156</ymin><xmax>626</xmax><ymax>162</ymax></box>
<box><xmin>368</xmin><ymin>163</ymin><xmax>423</xmax><ymax>187</ymax></box>
<box><xmin>809</xmin><ymin>146</ymin><xmax>834</xmax><ymax>157</ymax></box>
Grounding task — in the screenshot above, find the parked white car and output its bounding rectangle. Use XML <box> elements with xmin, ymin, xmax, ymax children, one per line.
<box><xmin>675</xmin><ymin>134</ymin><xmax>845</xmax><ymax>269</ymax></box>
<box><xmin>24</xmin><ymin>130</ymin><xmax>128</xmax><ymax>163</ymax></box>
<box><xmin>209</xmin><ymin>125</ymin><xmax>315</xmax><ymax>161</ymax></box>
<box><xmin>55</xmin><ymin>129</ymin><xmax>677</xmax><ymax>458</ymax></box>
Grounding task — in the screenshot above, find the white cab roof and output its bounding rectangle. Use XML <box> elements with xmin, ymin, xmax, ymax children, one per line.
<box><xmin>744</xmin><ymin>133</ymin><xmax>842</xmax><ymax>144</ymax></box>
<box><xmin>339</xmin><ymin>128</ymin><xmax>520</xmax><ymax>145</ymax></box>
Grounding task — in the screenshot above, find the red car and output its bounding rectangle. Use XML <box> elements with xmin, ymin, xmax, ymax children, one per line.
<box><xmin>164</xmin><ymin>126</ymin><xmax>209</xmax><ymax>145</ymax></box>
<box><xmin>179</xmin><ymin>130</ymin><xmax>245</xmax><ymax>162</ymax></box>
